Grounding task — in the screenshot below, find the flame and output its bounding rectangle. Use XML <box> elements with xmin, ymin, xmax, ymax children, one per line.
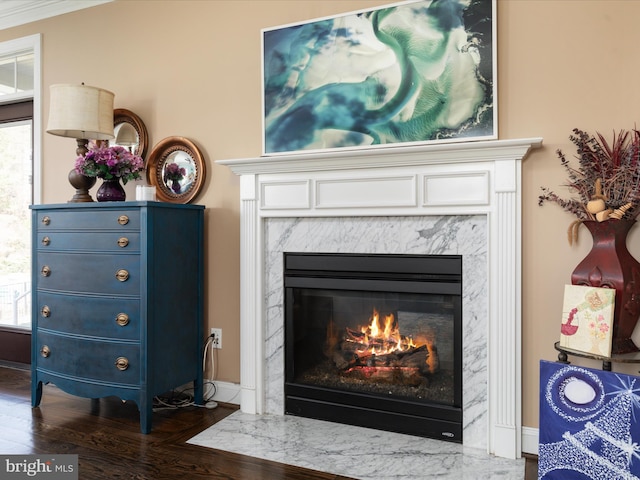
<box><xmin>355</xmin><ymin>309</ymin><xmax>420</xmax><ymax>355</ymax></box>
<box><xmin>426</xmin><ymin>339</ymin><xmax>438</xmax><ymax>374</ymax></box>
<box><xmin>334</xmin><ymin>308</ymin><xmax>438</xmax><ymax>373</ymax></box>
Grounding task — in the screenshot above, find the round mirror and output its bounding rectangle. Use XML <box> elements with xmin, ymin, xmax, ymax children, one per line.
<box><xmin>113</xmin><ymin>108</ymin><xmax>148</xmax><ymax>159</ymax></box>
<box><xmin>146</xmin><ymin>136</ymin><xmax>206</xmax><ymax>203</ymax></box>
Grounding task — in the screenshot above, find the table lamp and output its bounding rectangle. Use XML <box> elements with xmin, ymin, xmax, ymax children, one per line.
<box><xmin>46</xmin><ymin>83</ymin><xmax>115</xmax><ymax>202</ymax></box>
<box><xmin>114</xmin><ymin>122</ymin><xmax>138</xmax><ymax>152</ymax></box>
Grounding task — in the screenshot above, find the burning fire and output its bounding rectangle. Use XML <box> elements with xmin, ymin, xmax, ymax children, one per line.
<box><xmin>356</xmin><ymin>309</ymin><xmax>417</xmax><ymax>355</ymax></box>
<box><xmin>325</xmin><ymin>308</ymin><xmax>439</xmax><ymax>377</ymax></box>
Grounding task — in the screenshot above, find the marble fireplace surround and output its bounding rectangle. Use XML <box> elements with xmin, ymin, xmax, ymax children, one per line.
<box><xmin>218</xmin><ymin>137</ymin><xmax>542</xmax><ymax>460</ymax></box>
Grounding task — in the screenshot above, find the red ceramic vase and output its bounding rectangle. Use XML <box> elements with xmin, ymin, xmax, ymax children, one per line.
<box><xmin>571</xmin><ymin>219</ymin><xmax>640</xmax><ymax>354</ymax></box>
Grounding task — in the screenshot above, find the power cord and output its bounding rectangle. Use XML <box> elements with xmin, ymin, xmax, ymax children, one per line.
<box><xmin>152</xmin><ymin>332</ymin><xmax>219</xmax><ymax>411</ymax></box>
<box><xmin>202</xmin><ymin>332</ymin><xmax>218</xmax><ymax>409</ymax></box>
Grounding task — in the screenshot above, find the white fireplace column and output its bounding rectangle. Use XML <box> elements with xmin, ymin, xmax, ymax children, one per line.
<box><xmin>219</xmin><ymin>137</ymin><xmax>542</xmax><ymax>459</ymax></box>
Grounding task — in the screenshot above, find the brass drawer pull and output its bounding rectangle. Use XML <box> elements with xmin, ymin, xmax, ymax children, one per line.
<box><xmin>117</xmin><ymin>237</ymin><xmax>129</xmax><ymax>248</ymax></box>
<box><xmin>115</xmin><ymin>357</ymin><xmax>129</xmax><ymax>371</ymax></box>
<box><xmin>41</xmin><ymin>305</ymin><xmax>51</xmax><ymax>318</ymax></box>
<box><xmin>115</xmin><ymin>269</ymin><xmax>129</xmax><ymax>282</ymax></box>
<box><xmin>41</xmin><ymin>236</ymin><xmax>51</xmax><ymax>246</ymax></box>
<box><xmin>42</xmin><ymin>216</ymin><xmax>50</xmax><ymax>226</ymax></box>
<box><xmin>41</xmin><ymin>266</ymin><xmax>51</xmax><ymax>277</ymax></box>
<box><xmin>116</xmin><ymin>313</ymin><xmax>130</xmax><ymax>326</ymax></box>
<box><xmin>118</xmin><ymin>215</ymin><xmax>129</xmax><ymax>225</ymax></box>
<box><xmin>40</xmin><ymin>345</ymin><xmax>50</xmax><ymax>358</ymax></box>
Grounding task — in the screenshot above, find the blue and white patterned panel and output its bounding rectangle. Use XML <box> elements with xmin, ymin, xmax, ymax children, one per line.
<box><xmin>539</xmin><ymin>360</ymin><xmax>640</xmax><ymax>479</ymax></box>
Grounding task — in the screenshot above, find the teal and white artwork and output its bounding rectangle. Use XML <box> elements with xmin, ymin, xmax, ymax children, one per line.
<box><xmin>262</xmin><ymin>0</ymin><xmax>495</xmax><ymax>155</ymax></box>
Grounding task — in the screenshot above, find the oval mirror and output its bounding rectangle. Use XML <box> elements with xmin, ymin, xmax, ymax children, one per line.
<box><xmin>113</xmin><ymin>108</ymin><xmax>148</xmax><ymax>159</ymax></box>
<box><xmin>146</xmin><ymin>136</ymin><xmax>206</xmax><ymax>204</ymax></box>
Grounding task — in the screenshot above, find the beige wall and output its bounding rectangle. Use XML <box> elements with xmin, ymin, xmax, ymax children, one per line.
<box><xmin>3</xmin><ymin>0</ymin><xmax>640</xmax><ymax>432</ymax></box>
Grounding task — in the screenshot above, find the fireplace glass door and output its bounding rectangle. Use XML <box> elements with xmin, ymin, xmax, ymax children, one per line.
<box><xmin>284</xmin><ymin>253</ymin><xmax>463</xmax><ymax>442</ymax></box>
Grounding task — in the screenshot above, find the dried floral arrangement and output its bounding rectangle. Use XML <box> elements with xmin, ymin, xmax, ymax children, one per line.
<box><xmin>539</xmin><ymin>128</ymin><xmax>640</xmax><ymax>243</ymax></box>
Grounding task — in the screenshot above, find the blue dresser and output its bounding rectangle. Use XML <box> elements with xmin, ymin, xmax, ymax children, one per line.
<box><xmin>30</xmin><ymin>201</ymin><xmax>205</xmax><ymax>433</ymax></box>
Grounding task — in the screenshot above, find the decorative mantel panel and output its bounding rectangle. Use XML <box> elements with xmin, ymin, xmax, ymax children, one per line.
<box><xmin>218</xmin><ymin>138</ymin><xmax>542</xmax><ymax>459</ymax></box>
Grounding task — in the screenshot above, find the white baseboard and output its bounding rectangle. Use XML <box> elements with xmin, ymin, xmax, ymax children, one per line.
<box><xmin>205</xmin><ymin>379</ymin><xmax>241</xmax><ymax>406</ymax></box>
<box><xmin>522</xmin><ymin>426</ymin><xmax>539</xmax><ymax>455</ymax></box>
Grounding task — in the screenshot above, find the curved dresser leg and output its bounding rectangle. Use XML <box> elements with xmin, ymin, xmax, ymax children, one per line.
<box><xmin>32</xmin><ymin>380</ymin><xmax>43</xmax><ymax>407</ymax></box>
<box><xmin>140</xmin><ymin>395</ymin><xmax>152</xmax><ymax>434</ymax></box>
<box><xmin>194</xmin><ymin>378</ymin><xmax>204</xmax><ymax>405</ymax></box>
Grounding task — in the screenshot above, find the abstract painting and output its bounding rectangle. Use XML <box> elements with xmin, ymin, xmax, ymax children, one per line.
<box><xmin>538</xmin><ymin>360</ymin><xmax>640</xmax><ymax>479</ymax></box>
<box><xmin>262</xmin><ymin>0</ymin><xmax>496</xmax><ymax>155</ymax></box>
<box><xmin>559</xmin><ymin>285</ymin><xmax>615</xmax><ymax>357</ymax></box>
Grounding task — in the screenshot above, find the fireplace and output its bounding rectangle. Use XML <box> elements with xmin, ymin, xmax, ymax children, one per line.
<box><xmin>284</xmin><ymin>252</ymin><xmax>463</xmax><ymax>441</ymax></box>
<box><xmin>217</xmin><ymin>137</ymin><xmax>542</xmax><ymax>458</ymax></box>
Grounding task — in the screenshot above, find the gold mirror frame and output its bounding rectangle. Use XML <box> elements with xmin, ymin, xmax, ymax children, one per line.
<box><xmin>146</xmin><ymin>136</ymin><xmax>206</xmax><ymax>204</ymax></box>
<box><xmin>113</xmin><ymin>108</ymin><xmax>148</xmax><ymax>159</ymax></box>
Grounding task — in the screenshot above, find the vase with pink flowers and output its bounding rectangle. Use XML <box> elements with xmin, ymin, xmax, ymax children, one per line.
<box><xmin>74</xmin><ymin>144</ymin><xmax>144</xmax><ymax>202</ymax></box>
<box><xmin>163</xmin><ymin>162</ymin><xmax>186</xmax><ymax>194</ymax></box>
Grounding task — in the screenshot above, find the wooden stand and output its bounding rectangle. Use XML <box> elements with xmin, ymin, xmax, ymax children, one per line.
<box><xmin>554</xmin><ymin>341</ymin><xmax>640</xmax><ymax>372</ymax></box>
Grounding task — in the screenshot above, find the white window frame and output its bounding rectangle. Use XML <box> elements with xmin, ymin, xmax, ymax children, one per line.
<box><xmin>0</xmin><ymin>34</ymin><xmax>42</xmax><ymax>204</ymax></box>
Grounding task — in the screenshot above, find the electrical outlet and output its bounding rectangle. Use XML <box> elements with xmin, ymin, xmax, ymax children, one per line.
<box><xmin>210</xmin><ymin>328</ymin><xmax>222</xmax><ymax>349</ymax></box>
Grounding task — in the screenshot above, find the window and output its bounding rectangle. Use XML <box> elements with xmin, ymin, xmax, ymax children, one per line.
<box><xmin>0</xmin><ymin>110</ymin><xmax>33</xmax><ymax>331</ymax></box>
<box><xmin>0</xmin><ymin>51</ymin><xmax>34</xmax><ymax>94</ymax></box>
<box><xmin>0</xmin><ymin>34</ymin><xmax>40</xmax><ymax>364</ymax></box>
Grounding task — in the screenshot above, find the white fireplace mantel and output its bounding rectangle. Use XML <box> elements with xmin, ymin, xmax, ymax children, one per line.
<box><xmin>218</xmin><ymin>137</ymin><xmax>543</xmax><ymax>459</ymax></box>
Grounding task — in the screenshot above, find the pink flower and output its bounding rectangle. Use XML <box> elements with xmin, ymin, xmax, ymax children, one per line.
<box><xmin>75</xmin><ymin>144</ymin><xmax>144</xmax><ymax>184</ymax></box>
<box><xmin>164</xmin><ymin>162</ymin><xmax>186</xmax><ymax>182</ymax></box>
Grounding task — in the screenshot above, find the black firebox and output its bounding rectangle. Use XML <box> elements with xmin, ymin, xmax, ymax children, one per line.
<box><xmin>284</xmin><ymin>252</ymin><xmax>463</xmax><ymax>443</ymax></box>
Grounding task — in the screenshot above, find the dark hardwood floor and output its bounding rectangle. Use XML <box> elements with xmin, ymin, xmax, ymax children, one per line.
<box><xmin>0</xmin><ymin>363</ymin><xmax>538</xmax><ymax>479</ymax></box>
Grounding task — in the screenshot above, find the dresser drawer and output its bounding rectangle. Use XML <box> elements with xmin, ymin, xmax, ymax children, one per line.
<box><xmin>36</xmin><ymin>292</ymin><xmax>139</xmax><ymax>340</ymax></box>
<box><xmin>36</xmin><ymin>252</ymin><xmax>140</xmax><ymax>295</ymax></box>
<box><xmin>36</xmin><ymin>209</ymin><xmax>140</xmax><ymax>231</ymax></box>
<box><xmin>36</xmin><ymin>331</ymin><xmax>140</xmax><ymax>386</ymax></box>
<box><xmin>36</xmin><ymin>231</ymin><xmax>141</xmax><ymax>253</ymax></box>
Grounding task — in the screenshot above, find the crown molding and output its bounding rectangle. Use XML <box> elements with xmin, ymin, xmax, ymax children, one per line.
<box><xmin>0</xmin><ymin>0</ymin><xmax>112</xmax><ymax>31</ymax></box>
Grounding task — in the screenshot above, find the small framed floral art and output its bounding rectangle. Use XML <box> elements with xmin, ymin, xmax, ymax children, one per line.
<box><xmin>559</xmin><ymin>284</ymin><xmax>615</xmax><ymax>357</ymax></box>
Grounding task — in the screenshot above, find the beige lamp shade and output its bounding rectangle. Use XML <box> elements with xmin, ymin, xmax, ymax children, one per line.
<box><xmin>47</xmin><ymin>84</ymin><xmax>115</xmax><ymax>140</ymax></box>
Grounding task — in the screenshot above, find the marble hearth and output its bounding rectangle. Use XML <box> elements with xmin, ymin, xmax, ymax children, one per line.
<box><xmin>218</xmin><ymin>138</ymin><xmax>542</xmax><ymax>459</ymax></box>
